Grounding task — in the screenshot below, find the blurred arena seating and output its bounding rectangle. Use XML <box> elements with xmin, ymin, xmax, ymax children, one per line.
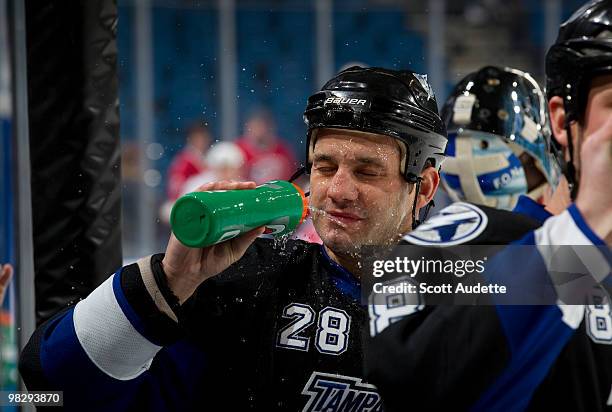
<box><xmin>117</xmin><ymin>2</ymin><xmax>426</xmax><ymax>195</ymax></box>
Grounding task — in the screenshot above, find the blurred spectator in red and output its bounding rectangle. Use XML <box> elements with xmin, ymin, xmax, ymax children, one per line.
<box><xmin>160</xmin><ymin>141</ymin><xmax>246</xmax><ymax>223</ymax></box>
<box><xmin>0</xmin><ymin>264</ymin><xmax>12</xmax><ymax>305</ymax></box>
<box><xmin>166</xmin><ymin>121</ymin><xmax>212</xmax><ymax>201</ymax></box>
<box><xmin>182</xmin><ymin>141</ymin><xmax>245</xmax><ymax>194</ymax></box>
<box><xmin>235</xmin><ymin>109</ymin><xmax>296</xmax><ymax>184</ymax></box>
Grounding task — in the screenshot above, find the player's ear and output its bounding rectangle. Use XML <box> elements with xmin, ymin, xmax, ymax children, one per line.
<box><xmin>416</xmin><ymin>165</ymin><xmax>439</xmax><ymax>209</ymax></box>
<box><xmin>549</xmin><ymin>96</ymin><xmax>569</xmax><ymax>149</ymax></box>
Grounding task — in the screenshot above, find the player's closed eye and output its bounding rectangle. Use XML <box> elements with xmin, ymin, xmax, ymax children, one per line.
<box><xmin>356</xmin><ymin>169</ymin><xmax>384</xmax><ymax>177</ymax></box>
<box><xmin>314</xmin><ymin>165</ymin><xmax>337</xmax><ymax>174</ymax></box>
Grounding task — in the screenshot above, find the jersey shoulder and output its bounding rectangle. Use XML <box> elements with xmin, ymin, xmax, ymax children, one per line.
<box><xmin>401</xmin><ymin>201</ymin><xmax>542</xmax><ymax>246</ymax></box>
<box><xmin>199</xmin><ymin>237</ymin><xmax>320</xmax><ymax>293</ymax></box>
<box><xmin>185</xmin><ymin>238</ymin><xmax>321</xmax><ymax>330</ymax></box>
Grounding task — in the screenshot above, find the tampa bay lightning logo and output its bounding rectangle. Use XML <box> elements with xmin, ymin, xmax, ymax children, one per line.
<box><xmin>403</xmin><ymin>202</ymin><xmax>488</xmax><ymax>246</ymax></box>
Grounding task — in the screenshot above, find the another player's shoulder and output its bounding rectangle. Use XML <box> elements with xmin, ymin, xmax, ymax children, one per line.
<box><xmin>401</xmin><ymin>201</ymin><xmax>542</xmax><ymax>246</ymax></box>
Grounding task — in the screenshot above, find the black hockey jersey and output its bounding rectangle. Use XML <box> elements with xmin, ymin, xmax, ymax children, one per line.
<box><xmin>366</xmin><ymin>200</ymin><xmax>612</xmax><ymax>411</ymax></box>
<box><xmin>19</xmin><ymin>239</ymin><xmax>380</xmax><ymax>411</ymax></box>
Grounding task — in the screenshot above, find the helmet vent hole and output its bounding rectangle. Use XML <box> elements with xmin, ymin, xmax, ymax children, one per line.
<box><xmin>480</xmin><ymin>140</ymin><xmax>489</xmax><ymax>150</ymax></box>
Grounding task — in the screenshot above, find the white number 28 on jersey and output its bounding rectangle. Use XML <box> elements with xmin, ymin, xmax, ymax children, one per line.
<box><xmin>276</xmin><ymin>304</ymin><xmax>351</xmax><ymax>355</ymax></box>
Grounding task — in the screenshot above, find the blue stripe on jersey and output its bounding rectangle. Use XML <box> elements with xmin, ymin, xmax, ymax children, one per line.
<box><xmin>112</xmin><ymin>270</ymin><xmax>164</xmax><ymax>346</ymax></box>
<box><xmin>487</xmin><ymin>231</ymin><xmax>557</xmax><ymax>305</ymax></box>
<box><xmin>40</xmin><ymin>308</ymin><xmax>105</xmax><ymax>385</ymax></box>
<box><xmin>470</xmin><ymin>305</ymin><xmax>575</xmax><ymax>412</ymax></box>
<box><xmin>39</xmin><ymin>308</ymin><xmax>146</xmax><ymax>409</ymax></box>
<box><xmin>512</xmin><ymin>195</ymin><xmax>551</xmax><ymax>224</ymax></box>
<box><xmin>568</xmin><ymin>204</ymin><xmax>612</xmax><ymax>268</ymax></box>
<box><xmin>471</xmin><ymin>230</ymin><xmax>582</xmax><ymax>411</ymax></box>
<box><xmin>320</xmin><ymin>245</ymin><xmax>361</xmax><ymax>301</ymax></box>
<box><xmin>39</xmin><ymin>304</ymin><xmax>208</xmax><ymax>411</ymax></box>
<box><xmin>568</xmin><ymin>204</ymin><xmax>605</xmax><ymax>246</ymax></box>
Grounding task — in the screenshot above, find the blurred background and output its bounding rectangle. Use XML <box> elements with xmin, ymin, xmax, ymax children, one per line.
<box><xmin>0</xmin><ymin>0</ymin><xmax>591</xmax><ymax>409</ymax></box>
<box><xmin>115</xmin><ymin>0</ymin><xmax>586</xmax><ymax>259</ymax></box>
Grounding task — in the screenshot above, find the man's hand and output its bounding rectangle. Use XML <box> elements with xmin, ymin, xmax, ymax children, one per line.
<box><xmin>575</xmin><ymin>116</ymin><xmax>612</xmax><ymax>243</ymax></box>
<box><xmin>0</xmin><ymin>264</ymin><xmax>13</xmax><ymax>305</ymax></box>
<box><xmin>544</xmin><ymin>175</ymin><xmax>572</xmax><ymax>216</ymax></box>
<box><xmin>162</xmin><ymin>181</ymin><xmax>266</xmax><ymax>303</ymax></box>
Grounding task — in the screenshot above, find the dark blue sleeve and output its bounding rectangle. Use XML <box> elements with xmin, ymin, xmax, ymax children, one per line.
<box><xmin>19</xmin><ymin>262</ymin><xmax>209</xmax><ymax>411</ymax></box>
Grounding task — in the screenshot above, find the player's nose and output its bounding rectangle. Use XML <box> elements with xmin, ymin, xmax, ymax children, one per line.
<box><xmin>327</xmin><ymin>166</ymin><xmax>358</xmax><ymax>204</ymax></box>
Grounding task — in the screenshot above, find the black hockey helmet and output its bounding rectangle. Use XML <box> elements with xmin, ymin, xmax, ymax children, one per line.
<box><xmin>443</xmin><ymin>66</ymin><xmax>550</xmax><ymax>142</ymax></box>
<box><xmin>545</xmin><ymin>0</ymin><xmax>612</xmax><ymax>197</ymax></box>
<box><xmin>546</xmin><ymin>0</ymin><xmax>612</xmax><ymax>121</ymax></box>
<box><xmin>302</xmin><ymin>66</ymin><xmax>447</xmax><ymax>184</ymax></box>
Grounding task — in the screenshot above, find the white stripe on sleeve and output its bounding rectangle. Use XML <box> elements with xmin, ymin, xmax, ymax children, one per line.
<box><xmin>73</xmin><ymin>275</ymin><xmax>162</xmax><ymax>380</ymax></box>
<box><xmin>534</xmin><ymin>209</ymin><xmax>592</xmax><ymax>246</ymax></box>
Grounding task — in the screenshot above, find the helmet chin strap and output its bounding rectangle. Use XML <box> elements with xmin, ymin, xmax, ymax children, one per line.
<box><xmin>288</xmin><ymin>166</ymin><xmax>307</xmax><ymax>184</ymax></box>
<box><xmin>563</xmin><ymin>119</ymin><xmax>579</xmax><ymax>200</ymax></box>
<box><xmin>288</xmin><ymin>166</ymin><xmax>310</xmax><ymax>197</ymax></box>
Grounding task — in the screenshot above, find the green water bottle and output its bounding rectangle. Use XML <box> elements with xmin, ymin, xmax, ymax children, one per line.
<box><xmin>170</xmin><ymin>180</ymin><xmax>308</xmax><ymax>248</ymax></box>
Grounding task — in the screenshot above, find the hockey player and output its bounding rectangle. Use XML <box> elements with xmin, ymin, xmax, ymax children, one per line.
<box><xmin>397</xmin><ymin>65</ymin><xmax>565</xmax><ymax>254</ymax></box>
<box><xmin>376</xmin><ymin>66</ymin><xmax>565</xmax><ymax>261</ymax></box>
<box><xmin>18</xmin><ymin>66</ymin><xmax>447</xmax><ymax>411</ymax></box>
<box><xmin>366</xmin><ymin>2</ymin><xmax>612</xmax><ymax>411</ymax></box>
